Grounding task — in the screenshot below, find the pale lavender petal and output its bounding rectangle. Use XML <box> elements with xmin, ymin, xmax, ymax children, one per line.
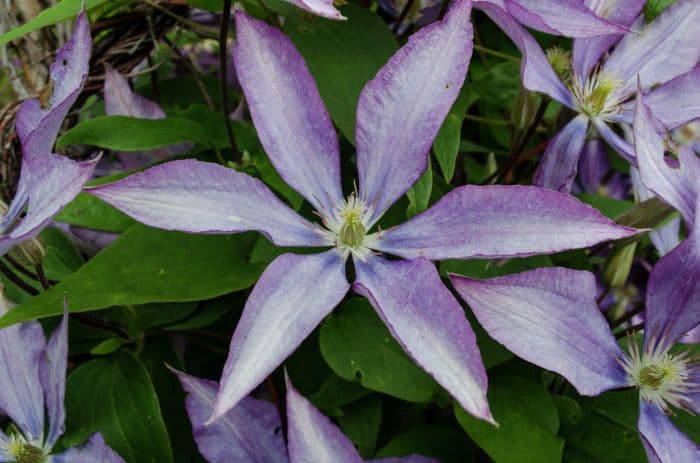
<box><xmin>372</xmin><ymin>185</ymin><xmax>638</xmax><ymax>260</ymax></box>
<box><xmin>212</xmin><ymin>251</ymin><xmax>349</xmax><ymax>421</ymax></box>
<box><xmin>533</xmin><ymin>114</ymin><xmax>589</xmax><ymax>192</ymax></box>
<box><xmin>578</xmin><ymin>138</ymin><xmax>610</xmax><ymax>193</ymax></box>
<box><xmin>353</xmin><ymin>256</ymin><xmax>494</xmax><ymax>424</ymax></box>
<box><xmin>633</xmin><ymin>94</ymin><xmax>700</xmax><ymax>225</ymax></box>
<box><xmin>603</xmin><ymin>0</ymin><xmax>700</xmax><ymax>93</ymax></box>
<box><xmin>234</xmin><ymin>12</ymin><xmax>342</xmax><ymax>214</ymax></box>
<box><xmin>505</xmin><ymin>0</ymin><xmax>626</xmax><ymax>37</ymax></box>
<box><xmin>641</xmin><ymin>66</ymin><xmax>700</xmax><ymax>130</ymax></box>
<box><xmin>592</xmin><ymin>118</ymin><xmax>636</xmax><ymax>163</ymax></box>
<box><xmin>15</xmin><ymin>11</ymin><xmax>91</xmax><ymax>159</ymax></box>
<box><xmin>286</xmin><ymin>0</ymin><xmax>345</xmax><ymax>19</ymax></box>
<box><xmin>0</xmin><ymin>306</ymin><xmax>45</xmax><ymax>441</ymax></box>
<box><xmin>450</xmin><ymin>267</ymin><xmax>628</xmax><ymax>395</ymax></box>
<box><xmin>51</xmin><ymin>433</ymin><xmax>125</xmax><ymax>463</ymax></box>
<box><xmin>638</xmin><ymin>401</ymin><xmax>700</xmax><ymax>463</ymax></box>
<box><xmin>356</xmin><ymin>0</ymin><xmax>473</xmax><ymax>226</ymax></box>
<box><xmin>0</xmin><ymin>153</ymin><xmax>97</xmax><ymax>256</ymax></box>
<box><xmin>645</xmin><ymin>227</ymin><xmax>700</xmax><ymax>348</ymax></box>
<box><xmin>172</xmin><ymin>369</ymin><xmax>289</xmax><ymax>463</ymax></box>
<box><xmin>87</xmin><ymin>159</ymin><xmax>329</xmax><ymax>248</ymax></box>
<box><xmin>40</xmin><ymin>304</ymin><xmax>68</xmax><ymax>448</ymax></box>
<box><xmin>286</xmin><ymin>374</ymin><xmax>362</xmax><ymax>463</ymax></box>
<box><xmin>572</xmin><ymin>0</ymin><xmax>645</xmax><ymax>77</ymax></box>
<box><xmin>474</xmin><ymin>0</ymin><xmax>574</xmax><ymax>107</ymax></box>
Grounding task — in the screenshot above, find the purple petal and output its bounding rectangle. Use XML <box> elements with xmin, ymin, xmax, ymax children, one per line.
<box><xmin>638</xmin><ymin>401</ymin><xmax>700</xmax><ymax>463</ymax></box>
<box><xmin>474</xmin><ymin>0</ymin><xmax>574</xmax><ymax>107</ymax></box>
<box><xmin>645</xmin><ymin>228</ymin><xmax>700</xmax><ymax>348</ymax></box>
<box><xmin>87</xmin><ymin>159</ymin><xmax>329</xmax><ymax>248</ymax></box>
<box><xmin>356</xmin><ymin>0</ymin><xmax>473</xmax><ymax>226</ymax></box>
<box><xmin>450</xmin><ymin>267</ymin><xmax>628</xmax><ymax>395</ymax></box>
<box><xmin>233</xmin><ymin>12</ymin><xmax>343</xmax><ymax>214</ymax></box>
<box><xmin>353</xmin><ymin>256</ymin><xmax>494</xmax><ymax>424</ymax></box>
<box><xmin>172</xmin><ymin>368</ymin><xmax>289</xmax><ymax>463</ymax></box>
<box><xmin>0</xmin><ymin>306</ymin><xmax>46</xmax><ymax>441</ymax></box>
<box><xmin>603</xmin><ymin>0</ymin><xmax>700</xmax><ymax>92</ymax></box>
<box><xmin>0</xmin><ymin>153</ymin><xmax>97</xmax><ymax>256</ymax></box>
<box><xmin>505</xmin><ymin>0</ymin><xmax>627</xmax><ymax>37</ymax></box>
<box><xmin>212</xmin><ymin>251</ymin><xmax>349</xmax><ymax>422</ymax></box>
<box><xmin>633</xmin><ymin>94</ymin><xmax>700</xmax><ymax>225</ymax></box>
<box><xmin>372</xmin><ymin>185</ymin><xmax>638</xmax><ymax>260</ymax></box>
<box><xmin>572</xmin><ymin>0</ymin><xmax>645</xmax><ymax>77</ymax></box>
<box><xmin>285</xmin><ymin>0</ymin><xmax>345</xmax><ymax>19</ymax></box>
<box><xmin>39</xmin><ymin>303</ymin><xmax>69</xmax><ymax>448</ymax></box>
<box><xmin>51</xmin><ymin>433</ymin><xmax>125</xmax><ymax>463</ymax></box>
<box><xmin>591</xmin><ymin>118</ymin><xmax>635</xmax><ymax>163</ymax></box>
<box><xmin>15</xmin><ymin>11</ymin><xmax>91</xmax><ymax>159</ymax></box>
<box><xmin>578</xmin><ymin>138</ymin><xmax>610</xmax><ymax>193</ymax></box>
<box><xmin>533</xmin><ymin>115</ymin><xmax>589</xmax><ymax>192</ymax></box>
<box><xmin>285</xmin><ymin>374</ymin><xmax>362</xmax><ymax>463</ymax></box>
<box><xmin>641</xmin><ymin>66</ymin><xmax>700</xmax><ymax>130</ymax></box>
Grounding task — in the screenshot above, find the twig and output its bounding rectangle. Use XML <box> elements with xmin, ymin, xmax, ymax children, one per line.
<box><xmin>219</xmin><ymin>0</ymin><xmax>241</xmax><ymax>163</ymax></box>
<box><xmin>0</xmin><ymin>259</ymin><xmax>38</xmax><ymax>296</ymax></box>
<box><xmin>35</xmin><ymin>263</ymin><xmax>50</xmax><ymax>290</ymax></box>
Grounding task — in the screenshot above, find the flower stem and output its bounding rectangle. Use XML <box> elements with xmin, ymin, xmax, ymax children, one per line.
<box><xmin>219</xmin><ymin>0</ymin><xmax>241</xmax><ymax>164</ymax></box>
<box><xmin>473</xmin><ymin>44</ymin><xmax>519</xmax><ymax>63</ymax></box>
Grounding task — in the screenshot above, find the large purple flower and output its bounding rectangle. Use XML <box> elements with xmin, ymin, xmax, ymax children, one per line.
<box><xmin>477</xmin><ymin>0</ymin><xmax>700</xmax><ymax>192</ymax></box>
<box><xmin>87</xmin><ymin>0</ymin><xmax>637</xmax><ymax>424</ymax></box>
<box><xmin>173</xmin><ymin>369</ymin><xmax>437</xmax><ymax>462</ymax></box>
<box><xmin>0</xmin><ymin>292</ymin><xmax>125</xmax><ymax>462</ymax></box>
<box><xmin>0</xmin><ymin>11</ymin><xmax>97</xmax><ymax>257</ymax></box>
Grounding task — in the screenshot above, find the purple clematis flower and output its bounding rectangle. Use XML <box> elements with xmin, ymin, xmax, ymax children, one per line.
<box><xmin>87</xmin><ymin>0</ymin><xmax>637</xmax><ymax>424</ymax></box>
<box><xmin>450</xmin><ymin>264</ymin><xmax>699</xmax><ymax>462</ymax></box>
<box><xmin>173</xmin><ymin>368</ymin><xmax>437</xmax><ymax>462</ymax></box>
<box><xmin>103</xmin><ymin>64</ymin><xmax>192</xmax><ymax>169</ymax></box>
<box><xmin>477</xmin><ymin>0</ymin><xmax>700</xmax><ymax>192</ymax></box>
<box><xmin>0</xmin><ymin>292</ymin><xmax>125</xmax><ymax>462</ymax></box>
<box><xmin>0</xmin><ymin>11</ymin><xmax>97</xmax><ymax>257</ymax></box>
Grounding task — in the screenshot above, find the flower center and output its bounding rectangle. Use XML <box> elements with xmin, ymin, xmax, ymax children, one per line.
<box><xmin>4</xmin><ymin>434</ymin><xmax>46</xmax><ymax>463</ymax></box>
<box><xmin>621</xmin><ymin>336</ymin><xmax>698</xmax><ymax>413</ymax></box>
<box><xmin>336</xmin><ymin>194</ymin><xmax>367</xmax><ymax>249</ymax></box>
<box><xmin>571</xmin><ymin>70</ymin><xmax>623</xmax><ymax>119</ymax></box>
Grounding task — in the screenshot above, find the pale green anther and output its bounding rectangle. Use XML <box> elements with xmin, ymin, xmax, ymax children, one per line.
<box><xmin>639</xmin><ymin>364</ymin><xmax>671</xmax><ymax>389</ymax></box>
<box><xmin>14</xmin><ymin>444</ymin><xmax>46</xmax><ymax>463</ymax></box>
<box><xmin>338</xmin><ymin>217</ymin><xmax>366</xmax><ymax>248</ymax></box>
<box><xmin>546</xmin><ymin>47</ymin><xmax>571</xmax><ymax>83</ymax></box>
<box><xmin>585</xmin><ymin>74</ymin><xmax>618</xmax><ymax>115</ymax></box>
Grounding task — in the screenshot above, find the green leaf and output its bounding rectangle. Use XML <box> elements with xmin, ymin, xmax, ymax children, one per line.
<box><xmin>455</xmin><ymin>372</ymin><xmax>564</xmax><ymax>463</ymax></box>
<box><xmin>89</xmin><ymin>337</ymin><xmax>123</xmax><ymax>355</ymax></box>
<box><xmin>406</xmin><ymin>159</ymin><xmax>433</xmax><ymax>218</ymax></box>
<box><xmin>127</xmin><ymin>302</ymin><xmax>199</xmax><ymax>336</ymax></box>
<box><xmin>283</xmin><ymin>5</ymin><xmax>398</xmax><ymax>141</ymax></box>
<box><xmin>56</xmin><ymin>192</ymin><xmax>135</xmax><ymax>232</ymax></box>
<box><xmin>433</xmin><ymin>87</ymin><xmax>477</xmax><ymax>182</ymax></box>
<box><xmin>338</xmin><ymin>395</ymin><xmax>383</xmax><ymax>457</ymax></box>
<box><xmin>63</xmin><ymin>351</ymin><xmax>174</xmax><ymax>463</ymax></box>
<box><xmin>0</xmin><ymin>0</ymin><xmax>110</xmax><ymax>47</ymax></box>
<box><xmin>319</xmin><ymin>298</ymin><xmax>437</xmax><ymax>402</ymax></box>
<box><xmin>376</xmin><ymin>426</ymin><xmax>475</xmax><ymax>463</ymax></box>
<box><xmin>0</xmin><ymin>226</ymin><xmax>264</xmax><ymax>327</ymax></box>
<box><xmin>308</xmin><ymin>373</ymin><xmax>372</xmax><ymax>411</ymax></box>
<box><xmin>57</xmin><ymin>116</ymin><xmax>227</xmax><ymax>151</ymax></box>
<box><xmin>440</xmin><ymin>254</ymin><xmax>553</xmax><ymax>279</ymax></box>
<box><xmin>40</xmin><ymin>227</ymin><xmax>85</xmax><ymax>280</ymax></box>
<box><xmin>575</xmin><ymin>193</ymin><xmax>634</xmax><ymax>219</ymax></box>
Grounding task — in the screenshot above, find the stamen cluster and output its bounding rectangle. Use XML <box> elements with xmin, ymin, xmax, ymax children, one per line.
<box><xmin>571</xmin><ymin>70</ymin><xmax>624</xmax><ymax>119</ymax></box>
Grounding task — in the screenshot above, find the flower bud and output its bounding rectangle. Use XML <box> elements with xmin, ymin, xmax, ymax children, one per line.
<box><xmin>8</xmin><ymin>236</ymin><xmax>47</xmax><ymax>267</ymax></box>
<box><xmin>511</xmin><ymin>85</ymin><xmax>538</xmax><ymax>130</ymax></box>
<box><xmin>602</xmin><ymin>242</ymin><xmax>637</xmax><ymax>289</ymax></box>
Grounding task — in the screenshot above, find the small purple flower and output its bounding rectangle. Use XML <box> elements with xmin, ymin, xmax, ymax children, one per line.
<box><xmin>477</xmin><ymin>0</ymin><xmax>700</xmax><ymax>192</ymax></box>
<box><xmin>87</xmin><ymin>0</ymin><xmax>637</xmax><ymax>425</ymax></box>
<box><xmin>0</xmin><ymin>11</ymin><xmax>97</xmax><ymax>257</ymax></box>
<box><xmin>172</xmin><ymin>368</ymin><xmax>437</xmax><ymax>462</ymax></box>
<box><xmin>0</xmin><ymin>292</ymin><xmax>125</xmax><ymax>462</ymax></box>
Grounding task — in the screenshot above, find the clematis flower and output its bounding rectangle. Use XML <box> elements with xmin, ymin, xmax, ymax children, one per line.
<box><xmin>476</xmin><ymin>0</ymin><xmax>700</xmax><ymax>192</ymax></box>
<box><xmin>103</xmin><ymin>64</ymin><xmax>192</xmax><ymax>169</ymax></box>
<box><xmin>0</xmin><ymin>291</ymin><xmax>125</xmax><ymax>462</ymax></box>
<box><xmin>450</xmin><ymin>265</ymin><xmax>699</xmax><ymax>463</ymax></box>
<box><xmin>173</xmin><ymin>368</ymin><xmax>437</xmax><ymax>462</ymax></box>
<box><xmin>87</xmin><ymin>0</ymin><xmax>637</xmax><ymax>424</ymax></box>
<box><xmin>0</xmin><ymin>11</ymin><xmax>97</xmax><ymax>257</ymax></box>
